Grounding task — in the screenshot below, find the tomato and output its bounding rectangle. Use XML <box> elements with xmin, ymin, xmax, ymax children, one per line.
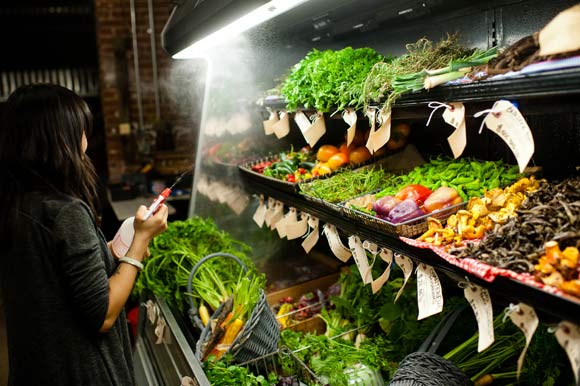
<box><xmin>316</xmin><ymin>145</ymin><xmax>339</xmax><ymax>162</ymax></box>
<box><xmin>348</xmin><ymin>146</ymin><xmax>372</xmax><ymax>164</ymax></box>
<box><xmin>395</xmin><ymin>184</ymin><xmax>433</xmax><ymax>205</ymax></box>
<box><xmin>327</xmin><ymin>153</ymin><xmax>349</xmax><ymax>170</ymax></box>
<box><xmin>338</xmin><ymin>142</ymin><xmax>350</xmax><ymax>156</ymax></box>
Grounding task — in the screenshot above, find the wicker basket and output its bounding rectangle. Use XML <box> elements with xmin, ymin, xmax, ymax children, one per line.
<box><xmin>187</xmin><ymin>252</ymin><xmax>280</xmax><ymax>363</ymax></box>
<box><xmin>388</xmin><ymin>352</ymin><xmax>472</xmax><ymax>386</ymax></box>
<box><xmin>339</xmin><ymin>191</ymin><xmax>466</xmax><ymax>238</ymax></box>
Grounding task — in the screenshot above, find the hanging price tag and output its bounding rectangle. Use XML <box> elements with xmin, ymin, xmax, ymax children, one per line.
<box><xmin>252</xmin><ymin>195</ymin><xmax>266</xmax><ymax>228</ymax></box>
<box><xmin>507</xmin><ymin>303</ymin><xmax>539</xmax><ymax>378</ymax></box>
<box><xmin>417</xmin><ymin>263</ymin><xmax>444</xmax><ymax>320</ymax></box>
<box><xmin>273</xmin><ymin>111</ymin><xmax>290</xmax><ymax>139</ymax></box>
<box><xmin>555</xmin><ymin>321</ymin><xmax>580</xmax><ymax>385</ymax></box>
<box><xmin>478</xmin><ymin>100</ymin><xmax>535</xmax><ymax>172</ymax></box>
<box><xmin>145</xmin><ymin>300</ymin><xmax>157</xmax><ymax>324</ymax></box>
<box><xmin>349</xmin><ymin>235</ymin><xmax>372</xmax><ymax>284</ymax></box>
<box><xmin>302</xmin><ymin>216</ymin><xmax>320</xmax><ymax>253</ymax></box>
<box><xmin>263</xmin><ymin>197</ymin><xmax>276</xmax><ymax>227</ymax></box>
<box><xmin>371</xmin><ymin>248</ymin><xmax>394</xmax><ymax>294</ymax></box>
<box><xmin>365</xmin><ymin>108</ymin><xmax>377</xmax><ymax>154</ymax></box>
<box><xmin>181</xmin><ymin>377</ymin><xmax>196</xmax><ymax>386</ymax></box>
<box><xmin>464</xmin><ymin>283</ymin><xmax>494</xmax><ymax>352</ymax></box>
<box><xmin>394</xmin><ymin>253</ymin><xmax>413</xmax><ymax>302</ymax></box>
<box><xmin>276</xmin><ymin>207</ymin><xmax>297</xmax><ymax>239</ymax></box>
<box><xmin>369</xmin><ymin>108</ymin><xmax>391</xmax><ymax>152</ymax></box>
<box><xmin>343</xmin><ymin>109</ymin><xmax>358</xmax><ymax>146</ymax></box>
<box><xmin>227</xmin><ymin>189</ymin><xmax>249</xmax><ymax>215</ymax></box>
<box><xmin>442</xmin><ymin>102</ymin><xmax>467</xmax><ymax>159</ymax></box>
<box><xmin>286</xmin><ymin>212</ymin><xmax>308</xmax><ymax>240</ymax></box>
<box><xmin>363</xmin><ymin>240</ymin><xmax>379</xmax><ymax>255</ymax></box>
<box><xmin>323</xmin><ymin>224</ymin><xmax>351</xmax><ymax>262</ymax></box>
<box><xmin>295</xmin><ymin>111</ymin><xmax>326</xmax><ymax>147</ymax></box>
<box><xmin>269</xmin><ymin>201</ymin><xmax>285</xmax><ymax>230</ymax></box>
<box><xmin>263</xmin><ymin>111</ymin><xmax>279</xmax><ymax>135</ymax></box>
<box><xmin>155</xmin><ymin>317</ymin><xmax>167</xmax><ymax>344</ymax></box>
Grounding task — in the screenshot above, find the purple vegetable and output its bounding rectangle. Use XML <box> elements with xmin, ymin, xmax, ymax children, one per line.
<box><xmin>372</xmin><ymin>195</ymin><xmax>401</xmax><ymax>219</ymax></box>
<box><xmin>386</xmin><ymin>199</ymin><xmax>425</xmax><ymax>224</ymax></box>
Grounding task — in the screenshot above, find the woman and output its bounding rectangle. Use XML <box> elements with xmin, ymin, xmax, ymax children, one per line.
<box><xmin>0</xmin><ymin>84</ymin><xmax>168</xmax><ymax>385</ymax></box>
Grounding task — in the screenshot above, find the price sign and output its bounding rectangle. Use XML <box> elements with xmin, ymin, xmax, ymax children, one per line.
<box><xmin>343</xmin><ymin>109</ymin><xmax>358</xmax><ymax>146</ymax></box>
<box><xmin>442</xmin><ymin>102</ymin><xmax>467</xmax><ymax>159</ymax></box>
<box><xmin>417</xmin><ymin>263</ymin><xmax>444</xmax><ymax>320</ymax></box>
<box><xmin>323</xmin><ymin>224</ymin><xmax>351</xmax><ymax>262</ymax></box>
<box><xmin>464</xmin><ymin>284</ymin><xmax>494</xmax><ymax>352</ymax></box>
<box><xmin>508</xmin><ymin>303</ymin><xmax>539</xmax><ymax>378</ymax></box>
<box><xmin>394</xmin><ymin>253</ymin><xmax>413</xmax><ymax>302</ymax></box>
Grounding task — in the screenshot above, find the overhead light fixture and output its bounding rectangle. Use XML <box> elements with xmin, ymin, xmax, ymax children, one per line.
<box><xmin>173</xmin><ymin>0</ymin><xmax>312</xmax><ymax>59</ymax></box>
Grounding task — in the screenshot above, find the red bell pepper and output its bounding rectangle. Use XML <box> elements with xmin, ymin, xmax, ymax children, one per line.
<box><xmin>395</xmin><ymin>184</ymin><xmax>433</xmax><ymax>205</ymax></box>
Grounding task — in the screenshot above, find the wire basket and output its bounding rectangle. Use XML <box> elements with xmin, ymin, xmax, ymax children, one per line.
<box><xmin>239</xmin><ymin>346</ymin><xmax>324</xmax><ymax>385</ymax></box>
<box><xmin>187</xmin><ymin>252</ymin><xmax>280</xmax><ymax>363</ymax></box>
<box><xmin>387</xmin><ymin>352</ymin><xmax>472</xmax><ymax>386</ymax></box>
<box><xmin>339</xmin><ymin>191</ymin><xmax>466</xmax><ymax>238</ymax></box>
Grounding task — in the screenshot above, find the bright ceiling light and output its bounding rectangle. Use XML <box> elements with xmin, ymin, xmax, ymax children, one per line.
<box><xmin>173</xmin><ymin>0</ymin><xmax>311</xmax><ymax>59</ymax></box>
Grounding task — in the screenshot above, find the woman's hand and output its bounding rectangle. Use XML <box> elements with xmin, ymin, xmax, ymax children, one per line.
<box><xmin>133</xmin><ymin>204</ymin><xmax>169</xmax><ymax>245</ymax></box>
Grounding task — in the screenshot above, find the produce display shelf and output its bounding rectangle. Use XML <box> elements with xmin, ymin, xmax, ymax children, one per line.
<box><xmin>242</xmin><ymin>177</ymin><xmax>580</xmax><ymax>326</ymax></box>
<box><xmin>262</xmin><ymin>67</ymin><xmax>580</xmax><ymax>112</ymax></box>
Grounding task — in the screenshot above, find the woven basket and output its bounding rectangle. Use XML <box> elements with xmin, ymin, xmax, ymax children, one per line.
<box><xmin>388</xmin><ymin>352</ymin><xmax>472</xmax><ymax>386</ymax></box>
<box><xmin>187</xmin><ymin>252</ymin><xmax>280</xmax><ymax>363</ymax></box>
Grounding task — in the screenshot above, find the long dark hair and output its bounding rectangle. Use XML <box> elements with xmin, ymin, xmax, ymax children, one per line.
<box><xmin>0</xmin><ymin>84</ymin><xmax>100</xmax><ymax>241</ymax></box>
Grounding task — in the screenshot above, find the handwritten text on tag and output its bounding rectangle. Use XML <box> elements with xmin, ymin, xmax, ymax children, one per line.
<box><xmin>417</xmin><ymin>263</ymin><xmax>444</xmax><ymax>320</ymax></box>
<box><xmin>464</xmin><ymin>284</ymin><xmax>494</xmax><ymax>352</ymax></box>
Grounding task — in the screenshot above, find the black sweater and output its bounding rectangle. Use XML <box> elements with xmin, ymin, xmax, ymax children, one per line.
<box><xmin>1</xmin><ymin>193</ymin><xmax>135</xmax><ymax>386</ymax></box>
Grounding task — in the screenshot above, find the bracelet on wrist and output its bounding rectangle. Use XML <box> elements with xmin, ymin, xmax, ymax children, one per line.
<box><xmin>118</xmin><ymin>256</ymin><xmax>144</xmax><ymax>271</ymax></box>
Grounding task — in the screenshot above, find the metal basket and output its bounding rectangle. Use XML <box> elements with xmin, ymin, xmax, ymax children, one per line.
<box><xmin>387</xmin><ymin>352</ymin><xmax>472</xmax><ymax>386</ymax></box>
<box><xmin>339</xmin><ymin>191</ymin><xmax>466</xmax><ymax>238</ymax></box>
<box><xmin>187</xmin><ymin>252</ymin><xmax>280</xmax><ymax>363</ymax></box>
<box><xmin>239</xmin><ymin>346</ymin><xmax>324</xmax><ymax>385</ymax></box>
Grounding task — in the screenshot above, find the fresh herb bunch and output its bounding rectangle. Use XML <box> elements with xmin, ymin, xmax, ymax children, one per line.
<box><xmin>362</xmin><ymin>34</ymin><xmax>474</xmax><ymax>108</ymax></box>
<box><xmin>133</xmin><ymin>217</ymin><xmax>258</xmax><ymax>313</ymax></box>
<box><xmin>204</xmin><ymin>356</ymin><xmax>277</xmax><ymax>386</ymax></box>
<box><xmin>281</xmin><ymin>47</ymin><xmax>386</xmax><ymax>112</ymax></box>
<box><xmin>300</xmin><ymin>166</ymin><xmax>392</xmax><ymax>203</ymax></box>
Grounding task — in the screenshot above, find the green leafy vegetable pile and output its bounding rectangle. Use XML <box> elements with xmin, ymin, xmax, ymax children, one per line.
<box><xmin>133</xmin><ymin>217</ymin><xmax>258</xmax><ymax>313</ymax></box>
<box><xmin>300</xmin><ymin>166</ymin><xmax>392</xmax><ymax>203</ymax></box>
<box><xmin>374</xmin><ymin>157</ymin><xmax>521</xmax><ymax>202</ymax></box>
<box><xmin>204</xmin><ymin>356</ymin><xmax>277</xmax><ymax>386</ymax></box>
<box><xmin>281</xmin><ymin>47</ymin><xmax>386</xmax><ymax>112</ymax></box>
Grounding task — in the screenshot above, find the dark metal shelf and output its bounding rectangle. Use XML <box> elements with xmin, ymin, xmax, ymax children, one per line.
<box><xmin>242</xmin><ymin>177</ymin><xmax>580</xmax><ymax>326</ymax></box>
<box><xmin>262</xmin><ymin>67</ymin><xmax>580</xmax><ymax>112</ymax></box>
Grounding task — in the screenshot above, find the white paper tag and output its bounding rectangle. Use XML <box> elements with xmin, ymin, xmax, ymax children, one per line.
<box><xmin>394</xmin><ymin>253</ymin><xmax>413</xmax><ymax>302</ymax></box>
<box><xmin>301</xmin><ymin>217</ymin><xmax>320</xmax><ymax>253</ymax></box>
<box><xmin>306</xmin><ymin>112</ymin><xmax>327</xmax><ymax>147</ymax></box>
<box><xmin>263</xmin><ymin>111</ymin><xmax>278</xmax><ymax>135</ymax></box>
<box><xmin>417</xmin><ymin>263</ymin><xmax>444</xmax><ymax>320</ymax></box>
<box><xmin>286</xmin><ymin>212</ymin><xmax>309</xmax><ymax>240</ymax></box>
<box><xmin>555</xmin><ymin>321</ymin><xmax>580</xmax><ymax>385</ymax></box>
<box><xmin>442</xmin><ymin>102</ymin><xmax>467</xmax><ymax>159</ymax></box>
<box><xmin>365</xmin><ymin>108</ymin><xmax>377</xmax><ymax>154</ymax></box>
<box><xmin>273</xmin><ymin>111</ymin><xmax>290</xmax><ymax>139</ymax></box>
<box><xmin>181</xmin><ymin>377</ymin><xmax>196</xmax><ymax>386</ymax></box>
<box><xmin>252</xmin><ymin>195</ymin><xmax>267</xmax><ymax>227</ymax></box>
<box><xmin>227</xmin><ymin>189</ymin><xmax>249</xmax><ymax>215</ymax></box>
<box><xmin>349</xmin><ymin>235</ymin><xmax>372</xmax><ymax>284</ymax></box>
<box><xmin>294</xmin><ymin>111</ymin><xmax>311</xmax><ymax>132</ymax></box>
<box><xmin>482</xmin><ymin>100</ymin><xmax>535</xmax><ymax>172</ymax></box>
<box><xmin>145</xmin><ymin>300</ymin><xmax>157</xmax><ymax>324</ymax></box>
<box><xmin>155</xmin><ymin>317</ymin><xmax>166</xmax><ymax>344</ymax></box>
<box><xmin>343</xmin><ymin>109</ymin><xmax>358</xmax><ymax>147</ymax></box>
<box><xmin>363</xmin><ymin>240</ymin><xmax>379</xmax><ymax>255</ymax></box>
<box><xmin>269</xmin><ymin>201</ymin><xmax>285</xmax><ymax>230</ymax></box>
<box><xmin>371</xmin><ymin>249</ymin><xmax>393</xmax><ymax>294</ymax></box>
<box><xmin>263</xmin><ymin>197</ymin><xmax>276</xmax><ymax>227</ymax></box>
<box><xmin>276</xmin><ymin>207</ymin><xmax>297</xmax><ymax>239</ymax></box>
<box><xmin>369</xmin><ymin>108</ymin><xmax>391</xmax><ymax>152</ymax></box>
<box><xmin>464</xmin><ymin>284</ymin><xmax>494</xmax><ymax>352</ymax></box>
<box><xmin>323</xmin><ymin>224</ymin><xmax>351</xmax><ymax>262</ymax></box>
<box><xmin>508</xmin><ymin>303</ymin><xmax>539</xmax><ymax>378</ymax></box>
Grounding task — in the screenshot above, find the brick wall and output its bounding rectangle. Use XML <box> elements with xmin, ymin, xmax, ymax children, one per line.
<box><xmin>94</xmin><ymin>0</ymin><xmax>200</xmax><ymax>183</ymax></box>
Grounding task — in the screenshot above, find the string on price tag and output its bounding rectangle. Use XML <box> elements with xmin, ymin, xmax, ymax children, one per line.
<box><xmin>461</xmin><ymin>281</ymin><xmax>494</xmax><ymax>352</ymax></box>
<box><xmin>301</xmin><ymin>215</ymin><xmax>320</xmax><ymax>253</ymax></box>
<box><xmin>323</xmin><ymin>224</ymin><xmax>351</xmax><ymax>262</ymax></box>
<box><xmin>506</xmin><ymin>303</ymin><xmax>539</xmax><ymax>378</ymax></box>
<box><xmin>417</xmin><ymin>263</ymin><xmax>444</xmax><ymax>320</ymax></box>
<box><xmin>394</xmin><ymin>253</ymin><xmax>413</xmax><ymax>302</ymax></box>
<box><xmin>426</xmin><ymin>101</ymin><xmax>467</xmax><ymax>158</ymax></box>
<box><xmin>474</xmin><ymin>100</ymin><xmax>535</xmax><ymax>172</ymax></box>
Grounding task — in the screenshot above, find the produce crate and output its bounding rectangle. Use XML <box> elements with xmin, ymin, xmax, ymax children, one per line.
<box><xmin>267</xmin><ymin>272</ymin><xmax>340</xmax><ymax>334</ymax></box>
<box><xmin>239</xmin><ymin>346</ymin><xmax>323</xmax><ymax>385</ymax></box>
<box><xmin>339</xmin><ymin>191</ymin><xmax>466</xmax><ymax>238</ymax></box>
